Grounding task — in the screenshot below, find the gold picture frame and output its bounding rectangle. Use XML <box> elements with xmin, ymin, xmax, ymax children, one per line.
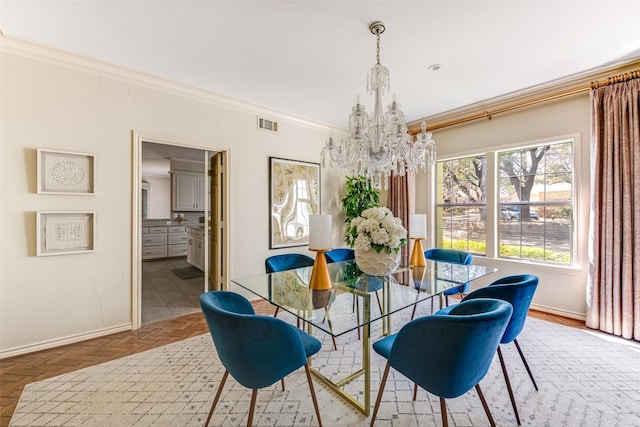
<box><xmin>269</xmin><ymin>157</ymin><xmax>320</xmax><ymax>249</ymax></box>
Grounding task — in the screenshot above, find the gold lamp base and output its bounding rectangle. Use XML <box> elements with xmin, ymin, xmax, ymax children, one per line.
<box><xmin>409</xmin><ymin>238</ymin><xmax>426</xmax><ymax>267</ymax></box>
<box><xmin>309</xmin><ymin>249</ymin><xmax>332</xmax><ymax>291</ymax></box>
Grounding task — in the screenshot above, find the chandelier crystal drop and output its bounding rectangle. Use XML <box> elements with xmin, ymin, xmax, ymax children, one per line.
<box><xmin>321</xmin><ymin>21</ymin><xmax>436</xmax><ymax>190</ymax></box>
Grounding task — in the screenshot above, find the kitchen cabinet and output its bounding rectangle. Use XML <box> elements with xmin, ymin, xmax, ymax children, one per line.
<box><xmin>172</xmin><ymin>172</ymin><xmax>205</xmax><ymax>211</ymax></box>
<box><xmin>142</xmin><ymin>225</ymin><xmax>188</xmax><ymax>259</ymax></box>
<box><xmin>141</xmin><ymin>227</ymin><xmax>168</xmax><ymax>259</ymax></box>
<box><xmin>167</xmin><ymin>225</ymin><xmax>188</xmax><ymax>257</ymax></box>
<box><xmin>187</xmin><ymin>226</ymin><xmax>205</xmax><ymax>271</ymax></box>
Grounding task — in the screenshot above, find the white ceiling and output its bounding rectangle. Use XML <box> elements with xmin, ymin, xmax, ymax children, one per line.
<box><xmin>2</xmin><ymin>1</ymin><xmax>640</xmax><ymax>129</ymax></box>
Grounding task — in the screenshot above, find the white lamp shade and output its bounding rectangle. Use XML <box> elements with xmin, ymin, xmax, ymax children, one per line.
<box><xmin>409</xmin><ymin>214</ymin><xmax>427</xmax><ymax>239</ymax></box>
<box><xmin>309</xmin><ymin>215</ymin><xmax>332</xmax><ymax>250</ymax></box>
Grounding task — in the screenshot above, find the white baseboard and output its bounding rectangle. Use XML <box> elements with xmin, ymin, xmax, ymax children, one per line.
<box><xmin>530</xmin><ymin>303</ymin><xmax>586</xmax><ymax>321</ymax></box>
<box><xmin>0</xmin><ymin>323</ymin><xmax>132</xmax><ymax>359</ymax></box>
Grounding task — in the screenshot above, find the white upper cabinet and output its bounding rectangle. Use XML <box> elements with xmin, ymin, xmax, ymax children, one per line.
<box><xmin>172</xmin><ymin>172</ymin><xmax>205</xmax><ymax>211</ymax></box>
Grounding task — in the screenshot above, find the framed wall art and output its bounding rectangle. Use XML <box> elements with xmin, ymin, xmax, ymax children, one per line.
<box><xmin>269</xmin><ymin>157</ymin><xmax>320</xmax><ymax>249</ymax></box>
<box><xmin>37</xmin><ymin>148</ymin><xmax>96</xmax><ymax>194</ymax></box>
<box><xmin>37</xmin><ymin>211</ymin><xmax>95</xmax><ymax>256</ymax></box>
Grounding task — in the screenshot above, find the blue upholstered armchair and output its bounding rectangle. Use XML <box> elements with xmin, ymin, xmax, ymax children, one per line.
<box><xmin>324</xmin><ymin>248</ymin><xmax>355</xmax><ymax>263</ymax></box>
<box><xmin>200</xmin><ymin>291</ymin><xmax>323</xmax><ymax>427</ymax></box>
<box><xmin>410</xmin><ymin>248</ymin><xmax>473</xmax><ymax>319</ymax></box>
<box><xmin>443</xmin><ymin>274</ymin><xmax>539</xmax><ymax>425</ymax></box>
<box><xmin>370</xmin><ymin>298</ymin><xmax>513</xmax><ymax>426</ymax></box>
<box><xmin>265</xmin><ymin>253</ymin><xmax>337</xmax><ymax>350</ymax></box>
<box><xmin>265</xmin><ymin>253</ymin><xmax>315</xmax><ymax>273</ymax></box>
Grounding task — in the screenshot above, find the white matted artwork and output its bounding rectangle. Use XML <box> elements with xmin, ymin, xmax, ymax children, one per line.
<box><xmin>37</xmin><ymin>148</ymin><xmax>96</xmax><ymax>194</ymax></box>
<box><xmin>37</xmin><ymin>211</ymin><xmax>95</xmax><ymax>256</ymax></box>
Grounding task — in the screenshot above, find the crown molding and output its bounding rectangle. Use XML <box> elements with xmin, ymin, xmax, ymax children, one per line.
<box><xmin>0</xmin><ymin>34</ymin><xmax>341</xmax><ymax>133</ymax></box>
<box><xmin>409</xmin><ymin>57</ymin><xmax>640</xmax><ymax>132</ymax></box>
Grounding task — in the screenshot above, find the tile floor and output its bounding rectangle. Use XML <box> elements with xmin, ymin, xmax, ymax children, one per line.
<box><xmin>141</xmin><ymin>257</ymin><xmax>205</xmax><ymax>324</ymax></box>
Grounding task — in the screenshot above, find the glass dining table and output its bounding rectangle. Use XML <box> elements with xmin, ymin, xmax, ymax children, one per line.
<box><xmin>231</xmin><ymin>259</ymin><xmax>496</xmax><ymax>416</ymax></box>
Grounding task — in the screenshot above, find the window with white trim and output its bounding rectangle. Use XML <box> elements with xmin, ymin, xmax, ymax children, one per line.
<box><xmin>498</xmin><ymin>140</ymin><xmax>573</xmax><ymax>264</ymax></box>
<box><xmin>435</xmin><ymin>137</ymin><xmax>575</xmax><ymax>266</ymax></box>
<box><xmin>435</xmin><ymin>155</ymin><xmax>487</xmax><ymax>255</ymax></box>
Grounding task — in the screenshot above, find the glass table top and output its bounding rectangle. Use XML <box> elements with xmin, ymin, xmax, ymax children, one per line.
<box><xmin>231</xmin><ymin>260</ymin><xmax>496</xmax><ymax>337</ymax></box>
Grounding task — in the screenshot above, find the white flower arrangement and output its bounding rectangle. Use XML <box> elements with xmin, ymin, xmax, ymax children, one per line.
<box><xmin>348</xmin><ymin>207</ymin><xmax>407</xmax><ymax>254</ymax></box>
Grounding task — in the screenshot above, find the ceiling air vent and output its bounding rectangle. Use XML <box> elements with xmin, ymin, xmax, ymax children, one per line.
<box><xmin>258</xmin><ymin>117</ymin><xmax>278</xmax><ymax>133</ymax></box>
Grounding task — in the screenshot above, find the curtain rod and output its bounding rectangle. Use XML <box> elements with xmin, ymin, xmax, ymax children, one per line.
<box><xmin>413</xmin><ymin>69</ymin><xmax>640</xmax><ymax>133</ymax></box>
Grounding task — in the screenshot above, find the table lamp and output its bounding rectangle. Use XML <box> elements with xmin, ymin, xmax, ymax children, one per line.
<box><xmin>308</xmin><ymin>215</ymin><xmax>332</xmax><ymax>290</ymax></box>
<box><xmin>409</xmin><ymin>214</ymin><xmax>426</xmax><ymax>267</ymax></box>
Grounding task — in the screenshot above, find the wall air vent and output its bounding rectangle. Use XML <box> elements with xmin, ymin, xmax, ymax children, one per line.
<box><xmin>257</xmin><ymin>117</ymin><xmax>278</xmax><ymax>133</ymax></box>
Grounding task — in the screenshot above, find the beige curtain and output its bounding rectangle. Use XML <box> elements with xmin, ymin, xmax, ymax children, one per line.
<box><xmin>587</xmin><ymin>78</ymin><xmax>640</xmax><ymax>340</ymax></box>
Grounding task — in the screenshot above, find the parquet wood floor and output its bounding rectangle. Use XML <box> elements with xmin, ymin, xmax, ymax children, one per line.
<box><xmin>0</xmin><ymin>300</ymin><xmax>578</xmax><ymax>427</ymax></box>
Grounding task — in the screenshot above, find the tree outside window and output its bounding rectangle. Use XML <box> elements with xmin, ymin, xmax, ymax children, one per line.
<box><xmin>434</xmin><ymin>138</ymin><xmax>574</xmax><ymax>266</ymax></box>
<box><xmin>498</xmin><ymin>141</ymin><xmax>573</xmax><ymax>264</ymax></box>
<box><xmin>435</xmin><ymin>155</ymin><xmax>487</xmax><ymax>255</ymax></box>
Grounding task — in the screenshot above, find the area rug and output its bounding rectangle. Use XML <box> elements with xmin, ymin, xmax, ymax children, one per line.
<box><xmin>171</xmin><ymin>266</ymin><xmax>204</xmax><ymax>280</ymax></box>
<box><xmin>10</xmin><ymin>311</ymin><xmax>640</xmax><ymax>426</ymax></box>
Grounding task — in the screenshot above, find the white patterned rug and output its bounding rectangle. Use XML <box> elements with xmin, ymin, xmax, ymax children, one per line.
<box><xmin>10</xmin><ymin>310</ymin><xmax>640</xmax><ymax>427</ymax></box>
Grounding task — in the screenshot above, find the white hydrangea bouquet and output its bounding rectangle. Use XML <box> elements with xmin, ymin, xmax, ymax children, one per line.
<box><xmin>347</xmin><ymin>207</ymin><xmax>407</xmax><ymax>254</ymax></box>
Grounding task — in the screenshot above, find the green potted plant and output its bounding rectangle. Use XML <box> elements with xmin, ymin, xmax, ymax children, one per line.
<box><xmin>341</xmin><ymin>176</ymin><xmax>379</xmax><ymax>284</ymax></box>
<box><xmin>342</xmin><ymin>175</ymin><xmax>380</xmax><ymax>248</ymax></box>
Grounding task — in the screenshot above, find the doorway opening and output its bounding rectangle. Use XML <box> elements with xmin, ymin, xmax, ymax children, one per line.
<box><xmin>132</xmin><ymin>134</ymin><xmax>228</xmax><ymax>328</ymax></box>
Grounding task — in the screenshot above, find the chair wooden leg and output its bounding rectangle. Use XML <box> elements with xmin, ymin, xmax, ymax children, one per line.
<box><xmin>370</xmin><ymin>362</ymin><xmax>391</xmax><ymax>427</ymax></box>
<box><xmin>273</xmin><ymin>306</ymin><xmax>280</xmax><ymax>317</ymax></box>
<box><xmin>324</xmin><ymin>308</ymin><xmax>338</xmax><ymax>350</ymax></box>
<box><xmin>374</xmin><ymin>291</ymin><xmax>383</xmax><ymax>314</ymax></box>
<box><xmin>475</xmin><ymin>384</ymin><xmax>496</xmax><ymax>427</ymax></box>
<box><xmin>439</xmin><ymin>398</ymin><xmax>449</xmax><ymax>427</ymax></box>
<box><xmin>497</xmin><ymin>346</ymin><xmax>521</xmax><ymax>425</ymax></box>
<box><xmin>281</xmin><ymin>379</ymin><xmax>285</xmax><ymax>391</ymax></box>
<box><xmin>412</xmin><ymin>383</ymin><xmax>418</xmax><ymax>401</ymax></box>
<box><xmin>205</xmin><ymin>370</ymin><xmax>229</xmax><ymax>427</ymax></box>
<box><xmin>247</xmin><ymin>389</ymin><xmax>258</xmax><ymax>427</ymax></box>
<box><xmin>304</xmin><ymin>363</ymin><xmax>323</xmax><ymax>426</ymax></box>
<box><xmin>514</xmin><ymin>339</ymin><xmax>538</xmax><ymax>390</ymax></box>
<box><xmin>410</xmin><ymin>303</ymin><xmax>418</xmax><ymax>320</ymax></box>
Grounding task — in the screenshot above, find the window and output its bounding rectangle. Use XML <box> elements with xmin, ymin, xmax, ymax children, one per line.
<box><xmin>498</xmin><ymin>141</ymin><xmax>573</xmax><ymax>264</ymax></box>
<box><xmin>434</xmin><ymin>138</ymin><xmax>575</xmax><ymax>266</ymax></box>
<box><xmin>435</xmin><ymin>155</ymin><xmax>487</xmax><ymax>255</ymax></box>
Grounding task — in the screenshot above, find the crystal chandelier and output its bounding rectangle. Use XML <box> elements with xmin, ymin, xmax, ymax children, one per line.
<box><xmin>321</xmin><ymin>21</ymin><xmax>436</xmax><ymax>190</ymax></box>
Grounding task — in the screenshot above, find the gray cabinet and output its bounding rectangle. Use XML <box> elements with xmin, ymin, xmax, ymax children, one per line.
<box><xmin>142</xmin><ymin>227</ymin><xmax>168</xmax><ymax>259</ymax></box>
<box><xmin>187</xmin><ymin>226</ymin><xmax>205</xmax><ymax>271</ymax></box>
<box><xmin>142</xmin><ymin>225</ymin><xmax>188</xmax><ymax>259</ymax></box>
<box><xmin>172</xmin><ymin>172</ymin><xmax>205</xmax><ymax>211</ymax></box>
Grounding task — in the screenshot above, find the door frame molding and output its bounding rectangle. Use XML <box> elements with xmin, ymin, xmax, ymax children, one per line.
<box><xmin>131</xmin><ymin>131</ymin><xmax>230</xmax><ymax>329</ymax></box>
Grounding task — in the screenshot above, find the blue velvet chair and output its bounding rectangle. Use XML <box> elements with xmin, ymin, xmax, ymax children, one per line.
<box><xmin>324</xmin><ymin>248</ymin><xmax>355</xmax><ymax>263</ymax></box>
<box><xmin>265</xmin><ymin>254</ymin><xmax>314</xmax><ymax>320</ymax></box>
<box><xmin>200</xmin><ymin>291</ymin><xmax>323</xmax><ymax>427</ymax></box>
<box><xmin>265</xmin><ymin>253</ymin><xmax>337</xmax><ymax>350</ymax></box>
<box><xmin>411</xmin><ymin>248</ymin><xmax>473</xmax><ymax>319</ymax></box>
<box><xmin>370</xmin><ymin>298</ymin><xmax>513</xmax><ymax>427</ymax></box>
<box><xmin>443</xmin><ymin>274</ymin><xmax>539</xmax><ymax>425</ymax></box>
<box><xmin>265</xmin><ymin>253</ymin><xmax>315</xmax><ymax>273</ymax></box>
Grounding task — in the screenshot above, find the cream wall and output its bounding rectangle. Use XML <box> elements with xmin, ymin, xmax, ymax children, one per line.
<box><xmin>416</xmin><ymin>95</ymin><xmax>591</xmax><ymax>319</ymax></box>
<box><xmin>0</xmin><ymin>39</ymin><xmax>346</xmax><ymax>357</ymax></box>
<box><xmin>143</xmin><ymin>175</ymin><xmax>171</xmax><ymax>219</ymax></box>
